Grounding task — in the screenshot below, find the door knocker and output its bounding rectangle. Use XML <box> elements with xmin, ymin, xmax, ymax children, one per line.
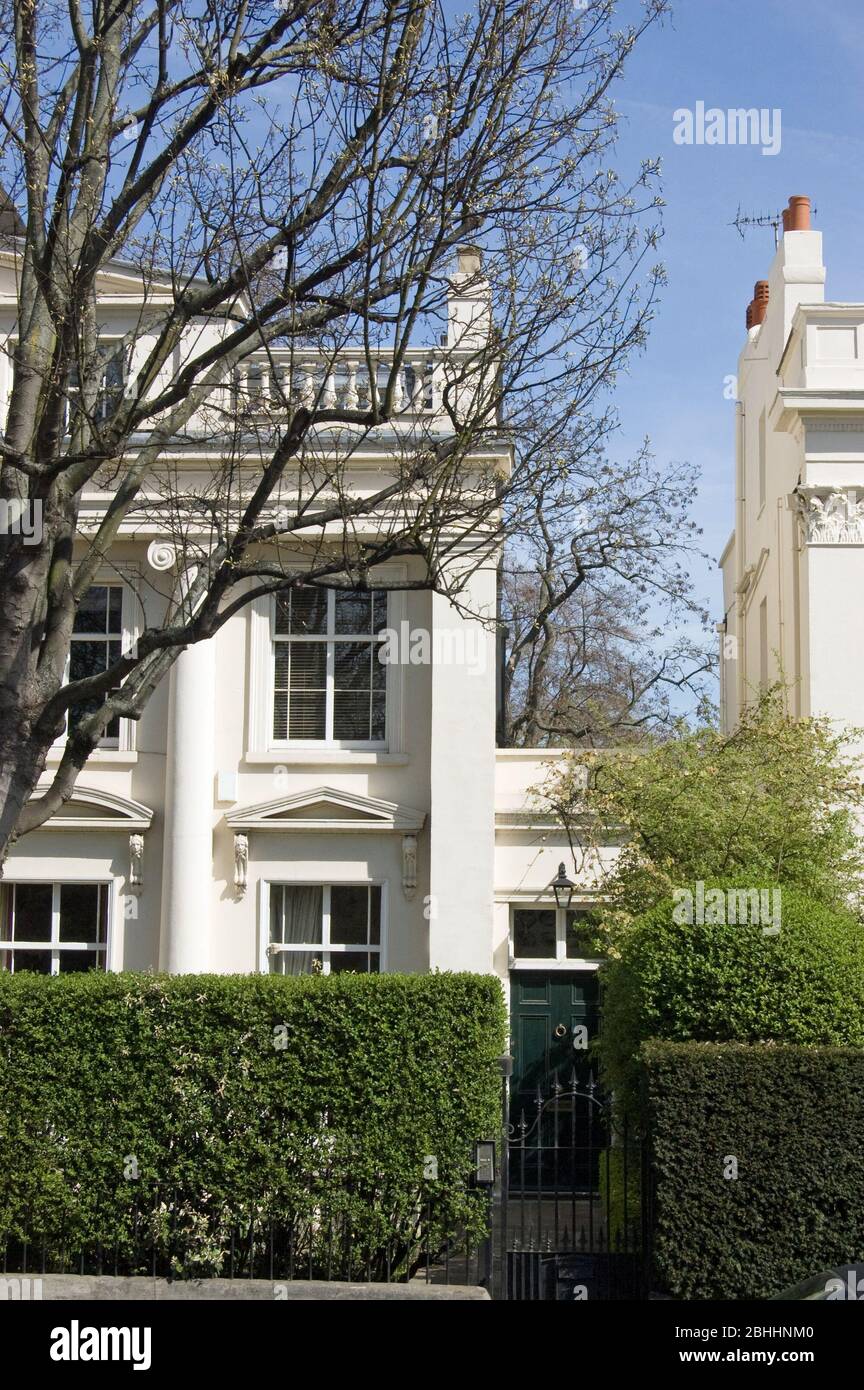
<box><xmin>554</xmin><ymin>1023</ymin><xmax>568</xmax><ymax>1038</ymax></box>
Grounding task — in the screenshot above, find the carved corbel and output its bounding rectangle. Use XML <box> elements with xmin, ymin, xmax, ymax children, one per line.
<box><xmin>402</xmin><ymin>833</ymin><xmax>418</xmax><ymax>899</ymax></box>
<box><xmin>234</xmin><ymin>832</ymin><xmax>249</xmax><ymax>897</ymax></box>
<box><xmin>129</xmin><ymin>833</ymin><xmax>144</xmax><ymax>889</ymax></box>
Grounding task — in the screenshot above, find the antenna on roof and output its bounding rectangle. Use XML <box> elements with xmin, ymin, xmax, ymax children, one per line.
<box><xmin>731</xmin><ymin>201</ymin><xmax>818</xmax><ymax>249</ymax></box>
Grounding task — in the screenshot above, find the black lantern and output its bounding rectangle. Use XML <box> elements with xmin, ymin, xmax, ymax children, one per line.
<box><xmin>551</xmin><ymin>862</ymin><xmax>575</xmax><ymax>910</ymax></box>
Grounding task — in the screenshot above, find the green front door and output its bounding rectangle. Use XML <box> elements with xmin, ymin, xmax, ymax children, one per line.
<box><xmin>509</xmin><ymin>970</ymin><xmax>603</xmax><ymax>1189</ymax></box>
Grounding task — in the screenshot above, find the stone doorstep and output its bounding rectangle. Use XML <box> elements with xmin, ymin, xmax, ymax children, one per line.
<box><xmin>11</xmin><ymin>1273</ymin><xmax>490</xmax><ymax>1301</ymax></box>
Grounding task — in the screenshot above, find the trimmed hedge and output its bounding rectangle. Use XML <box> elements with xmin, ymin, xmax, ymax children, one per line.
<box><xmin>643</xmin><ymin>1041</ymin><xmax>864</xmax><ymax>1299</ymax></box>
<box><xmin>601</xmin><ymin>883</ymin><xmax>864</xmax><ymax>1110</ymax></box>
<box><xmin>0</xmin><ymin>971</ymin><xmax>505</xmax><ymax>1278</ymax></box>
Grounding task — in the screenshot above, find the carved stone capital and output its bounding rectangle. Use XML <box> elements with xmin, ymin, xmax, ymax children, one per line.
<box><xmin>798</xmin><ymin>487</ymin><xmax>864</xmax><ymax>544</ymax></box>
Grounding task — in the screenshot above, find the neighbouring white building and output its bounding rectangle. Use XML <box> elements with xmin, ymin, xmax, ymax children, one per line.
<box><xmin>1</xmin><ymin>240</ymin><xmax>613</xmax><ymax>1063</ymax></box>
<box><xmin>720</xmin><ymin>194</ymin><xmax>864</xmax><ymax>741</ymax></box>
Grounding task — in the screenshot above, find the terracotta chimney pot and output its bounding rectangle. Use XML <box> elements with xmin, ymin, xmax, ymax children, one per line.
<box><xmin>787</xmin><ymin>196</ymin><xmax>811</xmax><ymax>231</ymax></box>
<box><xmin>782</xmin><ymin>207</ymin><xmax>791</xmax><ymax>232</ymax></box>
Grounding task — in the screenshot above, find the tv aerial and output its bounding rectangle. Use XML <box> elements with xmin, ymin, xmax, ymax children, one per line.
<box><xmin>731</xmin><ymin>203</ymin><xmax>818</xmax><ymax>249</ymax></box>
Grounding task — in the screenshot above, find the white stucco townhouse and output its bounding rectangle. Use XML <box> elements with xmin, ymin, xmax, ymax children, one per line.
<box><xmin>1</xmin><ymin>243</ymin><xmax>616</xmax><ymax>1095</ymax></box>
<box><xmin>721</xmin><ymin>194</ymin><xmax>864</xmax><ymax>750</ymax></box>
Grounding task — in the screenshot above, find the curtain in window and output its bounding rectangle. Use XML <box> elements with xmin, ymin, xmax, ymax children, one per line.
<box><xmin>270</xmin><ymin>885</ymin><xmax>322</xmax><ymax>975</ymax></box>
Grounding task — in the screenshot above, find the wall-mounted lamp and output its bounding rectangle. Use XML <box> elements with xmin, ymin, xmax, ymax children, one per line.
<box><xmin>551</xmin><ymin>862</ymin><xmax>575</xmax><ymax>910</ymax></box>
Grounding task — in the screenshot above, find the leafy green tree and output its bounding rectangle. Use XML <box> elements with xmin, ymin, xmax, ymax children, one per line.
<box><xmin>543</xmin><ymin>688</ymin><xmax>864</xmax><ymax>947</ymax></box>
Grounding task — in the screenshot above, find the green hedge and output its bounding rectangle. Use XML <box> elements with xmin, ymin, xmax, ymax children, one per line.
<box><xmin>0</xmin><ymin>971</ymin><xmax>505</xmax><ymax>1278</ymax></box>
<box><xmin>601</xmin><ymin>883</ymin><xmax>864</xmax><ymax>1111</ymax></box>
<box><xmin>642</xmin><ymin>1041</ymin><xmax>864</xmax><ymax>1299</ymax></box>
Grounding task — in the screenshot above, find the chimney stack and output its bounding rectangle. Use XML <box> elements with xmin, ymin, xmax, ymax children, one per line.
<box><xmin>787</xmin><ymin>195</ymin><xmax>811</xmax><ymax>231</ymax></box>
<box><xmin>745</xmin><ymin>280</ymin><xmax>770</xmax><ymax>330</ymax></box>
<box><xmin>744</xmin><ymin>198</ymin><xmax>812</xmax><ymax>328</ymax></box>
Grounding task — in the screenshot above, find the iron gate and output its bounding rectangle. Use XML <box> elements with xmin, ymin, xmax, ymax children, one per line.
<box><xmin>497</xmin><ymin>1069</ymin><xmax>648</xmax><ymax>1300</ymax></box>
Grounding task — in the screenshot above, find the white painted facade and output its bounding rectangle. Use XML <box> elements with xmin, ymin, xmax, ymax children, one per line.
<box><xmin>720</xmin><ymin>197</ymin><xmax>864</xmax><ymax>744</ymax></box>
<box><xmin>1</xmin><ymin>252</ymin><xmax>598</xmax><ymax>989</ymax></box>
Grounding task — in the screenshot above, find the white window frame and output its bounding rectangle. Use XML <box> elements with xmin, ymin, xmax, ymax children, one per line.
<box><xmin>0</xmin><ymin>881</ymin><xmax>111</xmax><ymax>975</ymax></box>
<box><xmin>247</xmin><ymin>565</ymin><xmax>407</xmax><ymax>757</ymax></box>
<box><xmin>54</xmin><ymin>571</ymin><xmax>142</xmax><ymax>755</ymax></box>
<box><xmin>270</xmin><ymin>588</ymin><xmax>388</xmax><ymax>749</ymax></box>
<box><xmin>259</xmin><ymin>879</ymin><xmax>388</xmax><ymax>975</ymax></box>
<box><xmin>509</xmin><ymin>901</ymin><xmax>602</xmax><ymax>970</ymax></box>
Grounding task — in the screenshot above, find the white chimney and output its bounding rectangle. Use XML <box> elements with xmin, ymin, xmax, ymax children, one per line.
<box><xmin>447</xmin><ymin>245</ymin><xmax>491</xmax><ymax>349</ymax></box>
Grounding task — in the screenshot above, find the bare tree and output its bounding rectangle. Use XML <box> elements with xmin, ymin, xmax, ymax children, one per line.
<box><xmin>500</xmin><ymin>437</ymin><xmax>715</xmax><ymax>746</ymax></box>
<box><xmin>0</xmin><ymin>0</ymin><xmax>668</xmax><ymax>858</ymax></box>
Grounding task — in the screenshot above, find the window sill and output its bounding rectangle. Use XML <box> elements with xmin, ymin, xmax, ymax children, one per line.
<box><xmin>244</xmin><ymin>751</ymin><xmax>409</xmax><ymax>767</ymax></box>
<box><xmin>45</xmin><ymin>748</ymin><xmax>139</xmax><ymax>766</ymax></box>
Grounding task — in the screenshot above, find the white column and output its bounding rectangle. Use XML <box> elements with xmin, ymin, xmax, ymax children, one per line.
<box><xmin>159</xmin><ymin>610</ymin><xmax>215</xmax><ymax>973</ymax></box>
<box><xmin>427</xmin><ymin>563</ymin><xmax>497</xmax><ymax>973</ymax></box>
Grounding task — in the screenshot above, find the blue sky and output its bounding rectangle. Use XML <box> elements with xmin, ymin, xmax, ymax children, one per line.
<box><xmin>605</xmin><ymin>0</ymin><xmax>864</xmax><ymax>627</ymax></box>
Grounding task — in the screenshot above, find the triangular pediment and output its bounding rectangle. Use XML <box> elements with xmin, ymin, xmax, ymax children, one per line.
<box><xmin>227</xmin><ymin>786</ymin><xmax>425</xmax><ymax>834</ymax></box>
<box><xmin>30</xmin><ymin>784</ymin><xmax>154</xmax><ymax>831</ymax></box>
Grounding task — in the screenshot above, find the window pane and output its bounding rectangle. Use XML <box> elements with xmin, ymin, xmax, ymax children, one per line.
<box><xmin>269</xmin><ymin>885</ymin><xmax>322</xmax><ymax>976</ymax></box>
<box><xmin>274</xmin><ymin>641</ymin><xmax>326</xmax><ymax>741</ymax></box>
<box><xmin>288</xmin><ymin>693</ymin><xmax>326</xmax><ymax>741</ymax></box>
<box><xmin>330</xmin><ymin>952</ymin><xmax>375</xmax><ymax>974</ymax></box>
<box><xmin>279</xmin><ymin>886</ymin><xmax>323</xmax><ymax>944</ymax></box>
<box><xmin>369</xmin><ymin>886</ymin><xmax>381</xmax><ymax>945</ymax></box>
<box><xmin>513</xmin><ymin>909</ymin><xmax>557</xmax><ymax>958</ymax></box>
<box><xmin>58</xmin><ymin>949</ymin><xmax>103</xmax><ymax>973</ymax></box>
<box><xmin>279</xmin><ymin>587</ymin><xmax>328</xmax><ymax>635</ymax></box>
<box><xmin>108</xmin><ymin>586</ymin><xmax>123</xmax><ymax>633</ymax></box>
<box><xmin>566</xmin><ymin>911</ymin><xmax>597</xmax><ymax>958</ymax></box>
<box><xmin>273</xmin><ymin>950</ymin><xmax>318</xmax><ymax>976</ymax></box>
<box><xmin>334</xmin><ymin>643</ymin><xmax>376</xmax><ymax>740</ymax></box>
<box><xmin>273</xmin><ymin>691</ymin><xmax>288</xmax><ymax>741</ymax></box>
<box><xmin>11</xmin><ymin>949</ymin><xmax>51</xmax><ymax>974</ymax></box>
<box><xmin>330</xmin><ymin>886</ymin><xmax>369</xmax><ymax>945</ymax></box>
<box><xmin>334</xmin><ymin>642</ymin><xmax>371</xmax><ymax>690</ymax></box>
<box><xmin>59</xmin><ymin>884</ymin><xmax>102</xmax><ymax>942</ymax></box>
<box><xmin>334</xmin><ymin>592</ymin><xmax>372</xmax><ymax>634</ymax></box>
<box><xmin>370</xmin><ymin>692</ymin><xmax>386</xmax><ymax>741</ymax></box>
<box><xmin>70</xmin><ymin>638</ymin><xmax>109</xmax><ymax>681</ymax></box>
<box><xmin>13</xmin><ymin>884</ymin><xmax>53</xmax><ymax>942</ymax></box>
<box><xmin>288</xmin><ymin>641</ymin><xmax>326</xmax><ymax>690</ymax></box>
<box><xmin>333</xmin><ymin>692</ymin><xmax>371</xmax><ymax>740</ymax></box>
<box><xmin>73</xmin><ymin>586</ymin><xmax>108</xmax><ymax>634</ymax></box>
<box><xmin>372</xmin><ymin>593</ymin><xmax>388</xmax><ymax>636</ymax></box>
